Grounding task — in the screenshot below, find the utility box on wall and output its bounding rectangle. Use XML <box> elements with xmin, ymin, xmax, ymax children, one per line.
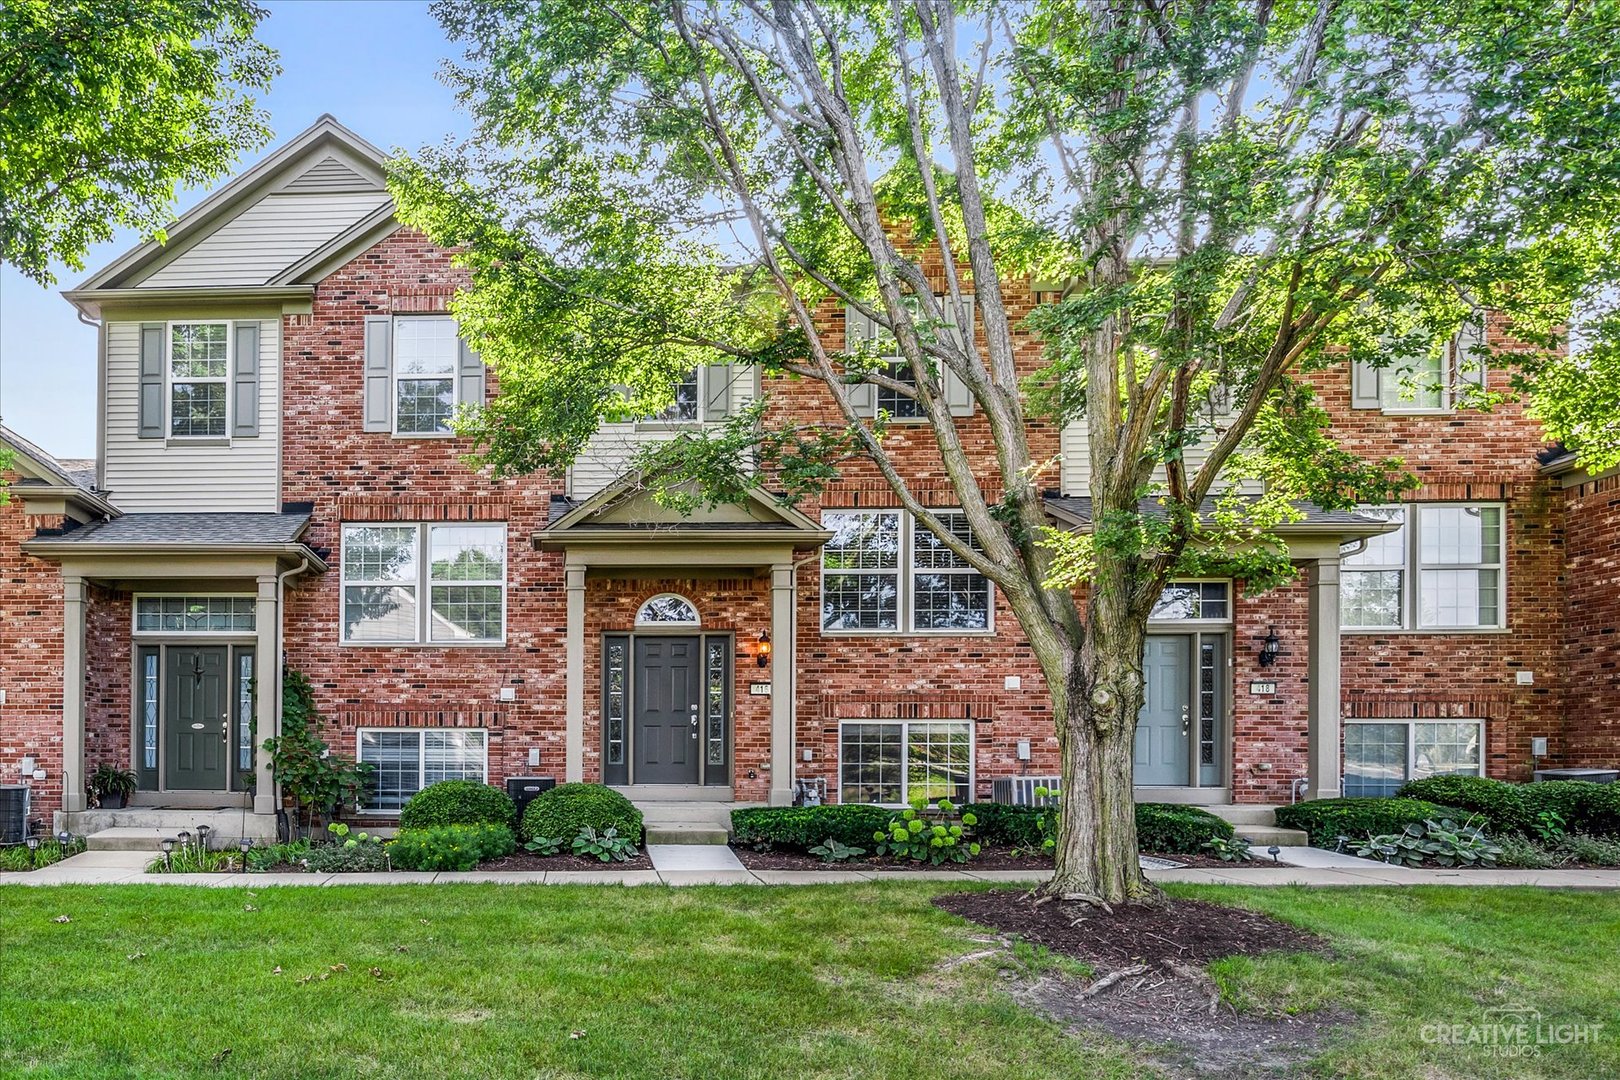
<box><xmin>506</xmin><ymin>776</ymin><xmax>557</xmax><ymax>819</ymax></box>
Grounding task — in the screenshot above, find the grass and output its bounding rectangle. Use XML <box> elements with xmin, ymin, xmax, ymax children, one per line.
<box><xmin>0</xmin><ymin>883</ymin><xmax>1615</xmax><ymax>1078</ymax></box>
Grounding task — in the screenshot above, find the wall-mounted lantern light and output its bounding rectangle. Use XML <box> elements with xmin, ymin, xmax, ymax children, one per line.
<box><xmin>1257</xmin><ymin>627</ymin><xmax>1283</xmax><ymax>667</ymax></box>
<box><xmin>756</xmin><ymin>631</ymin><xmax>772</xmax><ymax>669</ymax></box>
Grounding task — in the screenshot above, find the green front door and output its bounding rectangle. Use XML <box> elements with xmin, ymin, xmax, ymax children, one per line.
<box><xmin>165</xmin><ymin>646</ymin><xmax>230</xmax><ymax>790</ymax></box>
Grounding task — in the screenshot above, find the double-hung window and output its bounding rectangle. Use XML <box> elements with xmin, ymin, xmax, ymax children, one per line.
<box><xmin>358</xmin><ymin>729</ymin><xmax>488</xmax><ymax>812</ymax></box>
<box><xmin>394</xmin><ymin>317</ymin><xmax>460</xmax><ymax>435</ymax></box>
<box><xmin>341</xmin><ymin>523</ymin><xmax>506</xmax><ymax>644</ymax></box>
<box><xmin>1341</xmin><ymin>504</ymin><xmax>1504</xmax><ymax>630</ymax></box>
<box><xmin>652</xmin><ymin>368</ymin><xmax>701</xmax><ymax>422</ymax></box>
<box><xmin>821</xmin><ymin>510</ymin><xmax>992</xmax><ymax>633</ymax></box>
<box><xmin>1351</xmin><ymin>319</ymin><xmax>1485</xmax><ymax>414</ymax></box>
<box><xmin>169</xmin><ymin>322</ymin><xmax>230</xmax><ymax>437</ymax></box>
<box><xmin>840</xmin><ymin>720</ymin><xmax>972</xmax><ymax>805</ymax></box>
<box><xmin>1343</xmin><ymin>720</ymin><xmax>1482</xmax><ymax>797</ymax></box>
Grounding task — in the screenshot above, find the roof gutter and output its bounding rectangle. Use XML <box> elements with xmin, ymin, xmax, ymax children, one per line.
<box><xmin>19</xmin><ymin>539</ymin><xmax>329</xmax><ymax>573</ymax></box>
<box><xmin>61</xmin><ymin>285</ymin><xmax>315</xmax><ymax>320</ymax></box>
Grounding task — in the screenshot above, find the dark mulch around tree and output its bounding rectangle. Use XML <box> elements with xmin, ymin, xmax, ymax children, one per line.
<box><xmin>475</xmin><ymin>852</ymin><xmax>653</xmax><ymax>872</ymax></box>
<box><xmin>732</xmin><ymin>846</ymin><xmax>1279</xmax><ymax>872</ymax></box>
<box><xmin>936</xmin><ymin>889</ymin><xmax>1328</xmax><ymax>970</ymax></box>
<box><xmin>938</xmin><ymin>890</ymin><xmax>1345</xmax><ymax>1076</ymax></box>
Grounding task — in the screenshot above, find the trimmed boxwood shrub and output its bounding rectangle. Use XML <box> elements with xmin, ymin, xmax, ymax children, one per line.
<box><xmin>731</xmin><ymin>804</ymin><xmax>893</xmax><ymax>850</ymax></box>
<box><xmin>1134</xmin><ymin>803</ymin><xmax>1234</xmax><ymax>853</ymax></box>
<box><xmin>389</xmin><ymin>823</ymin><xmax>516</xmax><ymax>871</ymax></box>
<box><xmin>1274</xmin><ymin>797</ymin><xmax>1465</xmax><ymax>848</ymax></box>
<box><xmin>522</xmin><ymin>783</ymin><xmax>643</xmax><ymax>844</ymax></box>
<box><xmin>399</xmin><ymin>780</ymin><xmax>516</xmax><ymax>831</ymax></box>
<box><xmin>1397</xmin><ymin>775</ymin><xmax>1620</xmax><ymax>838</ymax></box>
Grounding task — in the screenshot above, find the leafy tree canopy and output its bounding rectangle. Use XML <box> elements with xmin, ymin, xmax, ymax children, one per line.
<box><xmin>394</xmin><ymin>0</ymin><xmax>1620</xmax><ymax>902</ymax></box>
<box><xmin>0</xmin><ymin>0</ymin><xmax>279</xmax><ymax>283</ymax></box>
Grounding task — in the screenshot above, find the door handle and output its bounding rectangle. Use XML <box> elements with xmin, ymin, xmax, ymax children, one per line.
<box><xmin>1181</xmin><ymin>706</ymin><xmax>1190</xmax><ymax>735</ymax></box>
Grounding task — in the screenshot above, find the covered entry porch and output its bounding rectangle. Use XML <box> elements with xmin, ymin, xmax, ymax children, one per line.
<box><xmin>24</xmin><ymin>512</ymin><xmax>325</xmax><ymax>825</ymax></box>
<box><xmin>537</xmin><ymin>481</ymin><xmax>831</xmax><ymax>807</ymax></box>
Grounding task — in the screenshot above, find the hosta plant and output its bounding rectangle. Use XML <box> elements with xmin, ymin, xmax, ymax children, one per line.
<box><xmin>1355</xmin><ymin>818</ymin><xmax>1501</xmax><ymax>868</ymax></box>
<box><xmin>572</xmin><ymin>825</ymin><xmax>639</xmax><ymax>863</ymax></box>
<box><xmin>807</xmin><ymin>838</ymin><xmax>866</xmax><ymax>863</ymax></box>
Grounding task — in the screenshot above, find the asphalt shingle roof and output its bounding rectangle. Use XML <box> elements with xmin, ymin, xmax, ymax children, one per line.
<box><xmin>43</xmin><ymin>512</ymin><xmax>312</xmax><ymax>546</ymax></box>
<box><xmin>1043</xmin><ymin>496</ymin><xmax>1388</xmax><ymax>529</ymax></box>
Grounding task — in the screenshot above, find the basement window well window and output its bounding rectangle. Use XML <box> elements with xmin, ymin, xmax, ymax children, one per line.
<box><xmin>358</xmin><ymin>729</ymin><xmax>487</xmax><ymax>812</ymax></box>
<box><xmin>839</xmin><ymin>720</ymin><xmax>972</xmax><ymax>805</ymax></box>
<box><xmin>1342</xmin><ymin>720</ymin><xmax>1483</xmax><ymax>797</ymax></box>
<box><xmin>341</xmin><ymin>523</ymin><xmax>506</xmax><ymax>644</ymax></box>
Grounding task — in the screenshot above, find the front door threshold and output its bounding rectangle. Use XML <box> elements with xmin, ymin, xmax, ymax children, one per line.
<box><xmin>1133</xmin><ymin>786</ymin><xmax>1231</xmax><ymax>806</ymax></box>
<box><xmin>129</xmin><ymin>791</ymin><xmax>252</xmax><ymax>810</ymax></box>
<box><xmin>612</xmin><ymin>784</ymin><xmax>735</xmax><ymax>803</ymax></box>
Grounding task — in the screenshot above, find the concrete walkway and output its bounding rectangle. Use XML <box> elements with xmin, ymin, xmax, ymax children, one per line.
<box><xmin>6</xmin><ymin>846</ymin><xmax>1620</xmax><ymax>888</ymax></box>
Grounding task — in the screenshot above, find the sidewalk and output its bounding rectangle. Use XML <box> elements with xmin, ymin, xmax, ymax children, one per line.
<box><xmin>5</xmin><ymin>845</ymin><xmax>1620</xmax><ymax>888</ymax></box>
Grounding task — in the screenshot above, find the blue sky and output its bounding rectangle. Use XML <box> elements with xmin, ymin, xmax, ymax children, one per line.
<box><xmin>0</xmin><ymin>0</ymin><xmax>472</xmax><ymax>458</ymax></box>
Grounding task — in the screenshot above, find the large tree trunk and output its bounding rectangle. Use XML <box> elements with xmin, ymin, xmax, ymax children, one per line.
<box><xmin>1043</xmin><ymin>585</ymin><xmax>1156</xmax><ymax>904</ymax></box>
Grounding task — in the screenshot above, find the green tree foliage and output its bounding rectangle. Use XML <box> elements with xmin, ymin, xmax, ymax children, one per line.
<box><xmin>0</xmin><ymin>0</ymin><xmax>278</xmax><ymax>283</ymax></box>
<box><xmin>393</xmin><ymin>0</ymin><xmax>1620</xmax><ymax>903</ymax></box>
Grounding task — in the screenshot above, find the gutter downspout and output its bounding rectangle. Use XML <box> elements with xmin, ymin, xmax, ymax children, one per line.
<box><xmin>273</xmin><ymin>558</ymin><xmax>311</xmax><ymax>804</ymax></box>
<box><xmin>75</xmin><ymin>309</ymin><xmax>106</xmax><ymax>494</ymax></box>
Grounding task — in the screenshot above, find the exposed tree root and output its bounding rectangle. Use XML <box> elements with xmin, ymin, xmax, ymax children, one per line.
<box><xmin>1078</xmin><ymin>963</ymin><xmax>1149</xmax><ymax>999</ymax></box>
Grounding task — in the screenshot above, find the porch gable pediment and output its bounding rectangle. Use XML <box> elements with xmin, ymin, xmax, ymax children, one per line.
<box><xmin>537</xmin><ymin>476</ymin><xmax>832</xmax><ymax>549</ymax></box>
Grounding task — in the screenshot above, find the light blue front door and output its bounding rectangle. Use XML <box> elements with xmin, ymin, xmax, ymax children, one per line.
<box><xmin>1135</xmin><ymin>635</ymin><xmax>1190</xmax><ymax>786</ymax></box>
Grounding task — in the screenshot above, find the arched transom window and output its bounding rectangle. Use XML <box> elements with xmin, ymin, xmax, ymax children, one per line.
<box><xmin>636</xmin><ymin>594</ymin><xmax>700</xmax><ymax>626</ymax></box>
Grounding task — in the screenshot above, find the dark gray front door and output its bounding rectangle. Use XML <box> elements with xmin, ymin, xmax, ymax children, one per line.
<box><xmin>1135</xmin><ymin>635</ymin><xmax>1191</xmax><ymax>786</ymax></box>
<box><xmin>633</xmin><ymin>636</ymin><xmax>701</xmax><ymax>784</ymax></box>
<box><xmin>165</xmin><ymin>646</ymin><xmax>229</xmax><ymax>790</ymax></box>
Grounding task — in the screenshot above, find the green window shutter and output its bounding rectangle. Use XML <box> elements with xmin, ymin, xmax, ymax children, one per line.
<box><xmin>231</xmin><ymin>322</ymin><xmax>260</xmax><ymax>437</ymax></box>
<box><xmin>1350</xmin><ymin>358</ymin><xmax>1381</xmax><ymax>409</ymax></box>
<box><xmin>844</xmin><ymin>305</ymin><xmax>876</xmax><ymax>417</ymax></box>
<box><xmin>941</xmin><ymin>295</ymin><xmax>975</xmax><ymax>417</ymax></box>
<box><xmin>701</xmin><ymin>363</ymin><xmax>733</xmax><ymax>420</ymax></box>
<box><xmin>458</xmin><ymin>335</ymin><xmax>486</xmax><ymax>408</ymax></box>
<box><xmin>363</xmin><ymin>316</ymin><xmax>393</xmax><ymax>432</ymax></box>
<box><xmin>138</xmin><ymin>323</ymin><xmax>165</xmax><ymax>439</ymax></box>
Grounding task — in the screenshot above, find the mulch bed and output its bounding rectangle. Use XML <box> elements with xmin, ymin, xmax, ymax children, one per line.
<box><xmin>934</xmin><ymin>889</ymin><xmax>1328</xmax><ymax>970</ymax></box>
<box><xmin>475</xmin><ymin>852</ymin><xmax>653</xmax><ymax>872</ymax></box>
<box><xmin>731</xmin><ymin>846</ymin><xmax>1277</xmax><ymax>872</ymax></box>
<box><xmin>936</xmin><ymin>889</ymin><xmax>1344</xmax><ymax>1076</ymax></box>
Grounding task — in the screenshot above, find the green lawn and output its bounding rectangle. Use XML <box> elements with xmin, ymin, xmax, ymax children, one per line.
<box><xmin>0</xmin><ymin>883</ymin><xmax>1615</xmax><ymax>1079</ymax></box>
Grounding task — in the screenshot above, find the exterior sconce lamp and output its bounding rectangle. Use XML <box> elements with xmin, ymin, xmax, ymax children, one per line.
<box><xmin>757</xmin><ymin>630</ymin><xmax>771</xmax><ymax>669</ymax></box>
<box><xmin>1257</xmin><ymin>627</ymin><xmax>1283</xmax><ymax>667</ymax></box>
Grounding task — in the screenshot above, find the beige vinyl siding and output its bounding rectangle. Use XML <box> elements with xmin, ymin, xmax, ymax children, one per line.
<box><xmin>568</xmin><ymin>366</ymin><xmax>757</xmax><ymax>499</ymax></box>
<box><xmin>102</xmin><ymin>320</ymin><xmax>280</xmax><ymax>511</ymax></box>
<box><xmin>138</xmin><ymin>193</ymin><xmax>390</xmax><ymax>288</ymax></box>
<box><xmin>1059</xmin><ymin>416</ymin><xmax>1258</xmax><ymax>497</ymax></box>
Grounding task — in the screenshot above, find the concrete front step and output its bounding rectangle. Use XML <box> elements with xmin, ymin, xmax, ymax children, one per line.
<box><xmin>644</xmin><ymin>826</ymin><xmax>731</xmax><ymax>845</ymax></box>
<box><xmin>1205</xmin><ymin>804</ymin><xmax>1286</xmax><ymax>826</ymax></box>
<box><xmin>73</xmin><ymin>809</ymin><xmax>278</xmax><ymax>849</ymax></box>
<box><xmin>1230</xmin><ymin>825</ymin><xmax>1310</xmax><ymax>847</ymax></box>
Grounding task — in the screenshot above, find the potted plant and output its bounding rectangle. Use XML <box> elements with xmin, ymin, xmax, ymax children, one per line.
<box><xmin>89</xmin><ymin>763</ymin><xmax>137</xmax><ymax>809</ymax></box>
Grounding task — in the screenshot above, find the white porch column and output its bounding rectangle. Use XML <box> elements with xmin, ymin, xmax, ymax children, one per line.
<box><xmin>61</xmin><ymin>575</ymin><xmax>88</xmax><ymax>814</ymax></box>
<box><xmin>1305</xmin><ymin>559</ymin><xmax>1343</xmax><ymax>801</ymax></box>
<box><xmin>564</xmin><ymin>565</ymin><xmax>586</xmax><ymax>783</ymax></box>
<box><xmin>768</xmin><ymin>562</ymin><xmax>796</xmax><ymax>807</ymax></box>
<box><xmin>253</xmin><ymin>575</ymin><xmax>279</xmax><ymax>815</ymax></box>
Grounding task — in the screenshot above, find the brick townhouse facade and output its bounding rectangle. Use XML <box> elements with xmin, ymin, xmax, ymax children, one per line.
<box><xmin>2</xmin><ymin>115</ymin><xmax>1614</xmax><ymax>839</ymax></box>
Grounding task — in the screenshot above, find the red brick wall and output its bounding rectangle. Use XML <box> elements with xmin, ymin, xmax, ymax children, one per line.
<box><xmin>83</xmin><ymin>589</ymin><xmax>131</xmax><ymax>781</ymax></box>
<box><xmin>1231</xmin><ymin>574</ymin><xmax>1312</xmax><ymax>803</ymax></box>
<box><xmin>278</xmin><ymin>228</ymin><xmax>569</xmax><ymax>805</ymax></box>
<box><xmin>1562</xmin><ymin>471</ymin><xmax>1620</xmax><ymax>767</ymax></box>
<box><xmin>0</xmin><ymin>490</ymin><xmax>66</xmax><ymax>817</ymax></box>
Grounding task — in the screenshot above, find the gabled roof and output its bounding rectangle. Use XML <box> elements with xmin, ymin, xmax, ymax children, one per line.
<box><xmin>537</xmin><ymin>474</ymin><xmax>832</xmax><ymax>548</ymax></box>
<box><xmin>1</xmin><ymin>424</ymin><xmax>117</xmax><ymax>519</ymax></box>
<box><xmin>63</xmin><ymin>115</ymin><xmax>400</xmax><ymax>310</ymax></box>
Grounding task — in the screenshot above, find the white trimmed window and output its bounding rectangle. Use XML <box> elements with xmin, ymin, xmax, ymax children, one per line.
<box><xmin>839</xmin><ymin>720</ymin><xmax>972</xmax><ymax>805</ymax></box>
<box><xmin>394</xmin><ymin>317</ymin><xmax>460</xmax><ymax>435</ymax></box>
<box><xmin>169</xmin><ymin>322</ymin><xmax>230</xmax><ymax>437</ymax></box>
<box><xmin>821</xmin><ymin>510</ymin><xmax>991</xmax><ymax>633</ymax></box>
<box><xmin>358</xmin><ymin>729</ymin><xmax>488</xmax><ymax>812</ymax></box>
<box><xmin>341</xmin><ymin>524</ymin><xmax>506</xmax><ymax>644</ymax></box>
<box><xmin>1343</xmin><ymin>720</ymin><xmax>1483</xmax><ymax>797</ymax></box>
<box><xmin>1341</xmin><ymin>504</ymin><xmax>1504</xmax><ymax>630</ymax></box>
<box><xmin>1351</xmin><ymin>319</ymin><xmax>1485</xmax><ymax>415</ymax></box>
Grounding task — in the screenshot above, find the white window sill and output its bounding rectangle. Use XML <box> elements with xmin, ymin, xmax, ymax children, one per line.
<box><xmin>339</xmin><ymin>639</ymin><xmax>508</xmax><ymax>649</ymax></box>
<box><xmin>820</xmin><ymin>628</ymin><xmax>997</xmax><ymax>639</ymax></box>
<box><xmin>389</xmin><ymin>431</ymin><xmax>457</xmax><ymax>440</ymax></box>
<box><xmin>1341</xmin><ymin>626</ymin><xmax>1510</xmax><ymax>636</ymax></box>
<box><xmin>166</xmin><ymin>437</ymin><xmax>231</xmax><ymax>448</ymax></box>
